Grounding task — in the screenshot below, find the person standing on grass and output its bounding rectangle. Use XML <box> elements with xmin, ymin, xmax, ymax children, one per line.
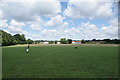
<box><xmin>26</xmin><ymin>44</ymin><xmax>30</xmax><ymax>53</ymax></box>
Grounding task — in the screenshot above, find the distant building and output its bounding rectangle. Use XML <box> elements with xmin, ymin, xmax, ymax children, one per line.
<box><xmin>72</xmin><ymin>40</ymin><xmax>81</xmax><ymax>44</ymax></box>
<box><xmin>43</xmin><ymin>41</ymin><xmax>49</xmax><ymax>44</ymax></box>
<box><xmin>57</xmin><ymin>41</ymin><xmax>61</xmax><ymax>44</ymax></box>
<box><xmin>34</xmin><ymin>40</ymin><xmax>49</xmax><ymax>44</ymax></box>
<box><xmin>72</xmin><ymin>41</ymin><xmax>76</xmax><ymax>44</ymax></box>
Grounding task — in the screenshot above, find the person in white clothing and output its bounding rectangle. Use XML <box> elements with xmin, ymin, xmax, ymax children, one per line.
<box><xmin>26</xmin><ymin>44</ymin><xmax>30</xmax><ymax>53</ymax></box>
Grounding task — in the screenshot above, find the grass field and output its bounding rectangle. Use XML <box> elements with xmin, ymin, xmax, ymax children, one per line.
<box><xmin>2</xmin><ymin>44</ymin><xmax>118</xmax><ymax>78</ymax></box>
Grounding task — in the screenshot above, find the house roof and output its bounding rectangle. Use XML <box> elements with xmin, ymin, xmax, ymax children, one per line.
<box><xmin>72</xmin><ymin>41</ymin><xmax>81</xmax><ymax>42</ymax></box>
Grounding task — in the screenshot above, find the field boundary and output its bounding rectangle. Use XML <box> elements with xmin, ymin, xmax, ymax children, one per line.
<box><xmin>2</xmin><ymin>44</ymin><xmax>118</xmax><ymax>47</ymax></box>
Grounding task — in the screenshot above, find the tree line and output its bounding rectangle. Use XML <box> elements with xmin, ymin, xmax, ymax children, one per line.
<box><xmin>81</xmin><ymin>39</ymin><xmax>120</xmax><ymax>44</ymax></box>
<box><xmin>0</xmin><ymin>30</ymin><xmax>120</xmax><ymax>46</ymax></box>
<box><xmin>0</xmin><ymin>30</ymin><xmax>33</xmax><ymax>46</ymax></box>
<box><xmin>47</xmin><ymin>38</ymin><xmax>72</xmax><ymax>44</ymax></box>
<box><xmin>60</xmin><ymin>38</ymin><xmax>72</xmax><ymax>44</ymax></box>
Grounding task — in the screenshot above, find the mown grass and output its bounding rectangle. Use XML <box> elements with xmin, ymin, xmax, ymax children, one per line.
<box><xmin>2</xmin><ymin>45</ymin><xmax>118</xmax><ymax>78</ymax></box>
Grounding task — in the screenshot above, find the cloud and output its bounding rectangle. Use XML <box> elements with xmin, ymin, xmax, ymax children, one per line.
<box><xmin>76</xmin><ymin>22</ymin><xmax>100</xmax><ymax>39</ymax></box>
<box><xmin>62</xmin><ymin>22</ymin><xmax>69</xmax><ymax>27</ymax></box>
<box><xmin>29</xmin><ymin>24</ymin><xmax>42</xmax><ymax>31</ymax></box>
<box><xmin>42</xmin><ymin>29</ymin><xmax>59</xmax><ymax>35</ymax></box>
<box><xmin>64</xmin><ymin>1</ymin><xmax>113</xmax><ymax>19</ymax></box>
<box><xmin>30</xmin><ymin>21</ymin><xmax>118</xmax><ymax>40</ymax></box>
<box><xmin>101</xmin><ymin>24</ymin><xmax>118</xmax><ymax>39</ymax></box>
<box><xmin>0</xmin><ymin>1</ymin><xmax>118</xmax><ymax>40</ymax></box>
<box><xmin>77</xmin><ymin>21</ymin><xmax>118</xmax><ymax>39</ymax></box>
<box><xmin>109</xmin><ymin>18</ymin><xmax>118</xmax><ymax>26</ymax></box>
<box><xmin>10</xmin><ymin>19</ymin><xmax>25</xmax><ymax>27</ymax></box>
<box><xmin>99</xmin><ymin>18</ymin><xmax>118</xmax><ymax>39</ymax></box>
<box><xmin>1</xmin><ymin>0</ymin><xmax>61</xmax><ymax>21</ymax></box>
<box><xmin>0</xmin><ymin>19</ymin><xmax>24</xmax><ymax>34</ymax></box>
<box><xmin>45</xmin><ymin>15</ymin><xmax>65</xmax><ymax>27</ymax></box>
<box><xmin>62</xmin><ymin>21</ymin><xmax>118</xmax><ymax>40</ymax></box>
<box><xmin>64</xmin><ymin>27</ymin><xmax>79</xmax><ymax>36</ymax></box>
<box><xmin>7</xmin><ymin>26</ymin><xmax>23</xmax><ymax>33</ymax></box>
<box><xmin>79</xmin><ymin>22</ymin><xmax>98</xmax><ymax>31</ymax></box>
<box><xmin>0</xmin><ymin>19</ymin><xmax>8</xmax><ymax>28</ymax></box>
<box><xmin>0</xmin><ymin>9</ymin><xmax>3</xmax><ymax>19</ymax></box>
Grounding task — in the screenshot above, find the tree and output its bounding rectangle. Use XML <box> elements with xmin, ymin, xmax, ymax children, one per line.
<box><xmin>13</xmin><ymin>34</ymin><xmax>26</xmax><ymax>44</ymax></box>
<box><xmin>49</xmin><ymin>41</ymin><xmax>54</xmax><ymax>44</ymax></box>
<box><xmin>103</xmin><ymin>39</ymin><xmax>111</xmax><ymax>44</ymax></box>
<box><xmin>60</xmin><ymin>38</ymin><xmax>67</xmax><ymax>44</ymax></box>
<box><xmin>13</xmin><ymin>40</ymin><xmax>18</xmax><ymax>45</ymax></box>
<box><xmin>67</xmin><ymin>39</ymin><xmax>72</xmax><ymax>44</ymax></box>
<box><xmin>55</xmin><ymin>41</ymin><xmax>57</xmax><ymax>44</ymax></box>
<box><xmin>1</xmin><ymin>30</ymin><xmax>14</xmax><ymax>46</ymax></box>
<box><xmin>26</xmin><ymin>39</ymin><xmax>33</xmax><ymax>44</ymax></box>
<box><xmin>81</xmin><ymin>39</ymin><xmax>85</xmax><ymax>43</ymax></box>
<box><xmin>92</xmin><ymin>39</ymin><xmax>96</xmax><ymax>41</ymax></box>
<box><xmin>1</xmin><ymin>30</ymin><xmax>33</xmax><ymax>46</ymax></box>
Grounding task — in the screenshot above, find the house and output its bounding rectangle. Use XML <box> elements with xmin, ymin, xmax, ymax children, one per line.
<box><xmin>34</xmin><ymin>40</ymin><xmax>49</xmax><ymax>44</ymax></box>
<box><xmin>43</xmin><ymin>41</ymin><xmax>49</xmax><ymax>44</ymax></box>
<box><xmin>57</xmin><ymin>41</ymin><xmax>61</xmax><ymax>44</ymax></box>
<box><xmin>72</xmin><ymin>40</ymin><xmax>81</xmax><ymax>44</ymax></box>
<box><xmin>72</xmin><ymin>41</ymin><xmax>76</xmax><ymax>44</ymax></box>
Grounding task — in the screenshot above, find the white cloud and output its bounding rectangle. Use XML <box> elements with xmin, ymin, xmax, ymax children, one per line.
<box><xmin>39</xmin><ymin>21</ymin><xmax>118</xmax><ymax>40</ymax></box>
<box><xmin>101</xmin><ymin>25</ymin><xmax>118</xmax><ymax>39</ymax></box>
<box><xmin>77</xmin><ymin>22</ymin><xmax>100</xmax><ymax>39</ymax></box>
<box><xmin>0</xmin><ymin>19</ymin><xmax>8</xmax><ymax>28</ymax></box>
<box><xmin>21</xmin><ymin>31</ymin><xmax>40</xmax><ymax>40</ymax></box>
<box><xmin>1</xmin><ymin>0</ymin><xmax>61</xmax><ymax>21</ymax></box>
<box><xmin>64</xmin><ymin>1</ymin><xmax>113</xmax><ymax>19</ymax></box>
<box><xmin>0</xmin><ymin>9</ymin><xmax>3</xmax><ymax>19</ymax></box>
<box><xmin>60</xmin><ymin>21</ymin><xmax>118</xmax><ymax>40</ymax></box>
<box><xmin>0</xmin><ymin>1</ymin><xmax>118</xmax><ymax>40</ymax></box>
<box><xmin>67</xmin><ymin>0</ymin><xmax>117</xmax><ymax>2</ymax></box>
<box><xmin>10</xmin><ymin>19</ymin><xmax>25</xmax><ymax>27</ymax></box>
<box><xmin>42</xmin><ymin>29</ymin><xmax>58</xmax><ymax>35</ymax></box>
<box><xmin>79</xmin><ymin>22</ymin><xmax>98</xmax><ymax>31</ymax></box>
<box><xmin>29</xmin><ymin>24</ymin><xmax>42</xmax><ymax>31</ymax></box>
<box><xmin>1</xmin><ymin>20</ymin><xmax>118</xmax><ymax>40</ymax></box>
<box><xmin>64</xmin><ymin>27</ymin><xmax>79</xmax><ymax>36</ymax></box>
<box><xmin>99</xmin><ymin>18</ymin><xmax>118</xmax><ymax>39</ymax></box>
<box><xmin>109</xmin><ymin>18</ymin><xmax>118</xmax><ymax>26</ymax></box>
<box><xmin>46</xmin><ymin>15</ymin><xmax>64</xmax><ymax>27</ymax></box>
<box><xmin>77</xmin><ymin>22</ymin><xmax>118</xmax><ymax>39</ymax></box>
<box><xmin>7</xmin><ymin>26</ymin><xmax>23</xmax><ymax>33</ymax></box>
<box><xmin>41</xmin><ymin>29</ymin><xmax>62</xmax><ymax>40</ymax></box>
<box><xmin>62</xmin><ymin>22</ymin><xmax>69</xmax><ymax>27</ymax></box>
<box><xmin>0</xmin><ymin>19</ymin><xmax>24</xmax><ymax>34</ymax></box>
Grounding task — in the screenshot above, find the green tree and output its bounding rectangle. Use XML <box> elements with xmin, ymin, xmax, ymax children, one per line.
<box><xmin>49</xmin><ymin>41</ymin><xmax>54</xmax><ymax>44</ymax></box>
<box><xmin>55</xmin><ymin>41</ymin><xmax>57</xmax><ymax>44</ymax></box>
<box><xmin>1</xmin><ymin>30</ymin><xmax>14</xmax><ymax>46</ymax></box>
<box><xmin>13</xmin><ymin>40</ymin><xmax>18</xmax><ymax>44</ymax></box>
<box><xmin>1</xmin><ymin>30</ymin><xmax>34</xmax><ymax>46</ymax></box>
<box><xmin>26</xmin><ymin>39</ymin><xmax>33</xmax><ymax>44</ymax></box>
<box><xmin>67</xmin><ymin>39</ymin><xmax>72</xmax><ymax>44</ymax></box>
<box><xmin>13</xmin><ymin>34</ymin><xmax>26</xmax><ymax>44</ymax></box>
<box><xmin>81</xmin><ymin>39</ymin><xmax>85</xmax><ymax>43</ymax></box>
<box><xmin>60</xmin><ymin>38</ymin><xmax>67</xmax><ymax>44</ymax></box>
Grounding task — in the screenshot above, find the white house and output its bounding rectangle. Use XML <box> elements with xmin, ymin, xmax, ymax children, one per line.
<box><xmin>72</xmin><ymin>41</ymin><xmax>76</xmax><ymax>44</ymax></box>
<box><xmin>72</xmin><ymin>41</ymin><xmax>81</xmax><ymax>44</ymax></box>
<box><xmin>44</xmin><ymin>41</ymin><xmax>49</xmax><ymax>44</ymax></box>
<box><xmin>57</xmin><ymin>42</ymin><xmax>61</xmax><ymax>44</ymax></box>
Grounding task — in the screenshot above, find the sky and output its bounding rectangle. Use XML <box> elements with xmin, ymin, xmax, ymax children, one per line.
<box><xmin>0</xmin><ymin>0</ymin><xmax>119</xmax><ymax>40</ymax></box>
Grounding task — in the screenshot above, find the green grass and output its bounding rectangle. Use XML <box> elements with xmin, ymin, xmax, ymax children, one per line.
<box><xmin>2</xmin><ymin>45</ymin><xmax>118</xmax><ymax>78</ymax></box>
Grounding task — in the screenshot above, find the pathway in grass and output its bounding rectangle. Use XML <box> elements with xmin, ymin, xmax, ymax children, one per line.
<box><xmin>2</xmin><ymin>45</ymin><xmax>118</xmax><ymax>78</ymax></box>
